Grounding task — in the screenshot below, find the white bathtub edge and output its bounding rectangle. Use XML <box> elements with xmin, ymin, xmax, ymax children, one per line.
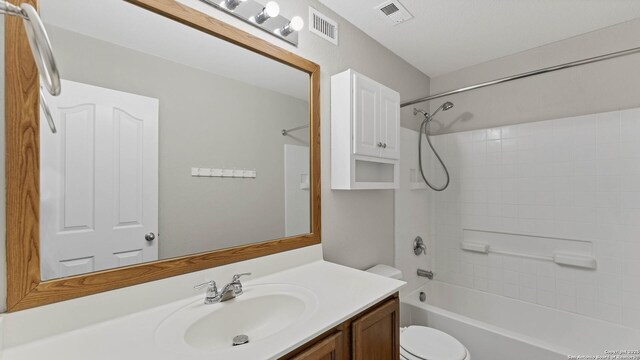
<box><xmin>405</xmin><ymin>295</ymin><xmax>576</xmax><ymax>356</ymax></box>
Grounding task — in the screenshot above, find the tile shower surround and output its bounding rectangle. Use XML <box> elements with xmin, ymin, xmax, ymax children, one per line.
<box><xmin>421</xmin><ymin>107</ymin><xmax>640</xmax><ymax>329</ymax></box>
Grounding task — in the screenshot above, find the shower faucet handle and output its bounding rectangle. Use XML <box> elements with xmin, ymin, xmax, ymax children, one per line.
<box><xmin>413</xmin><ymin>236</ymin><xmax>427</xmax><ymax>256</ymax></box>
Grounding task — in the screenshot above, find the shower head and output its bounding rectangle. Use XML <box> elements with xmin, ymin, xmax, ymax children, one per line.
<box><xmin>428</xmin><ymin>101</ymin><xmax>455</xmax><ymax>120</ymax></box>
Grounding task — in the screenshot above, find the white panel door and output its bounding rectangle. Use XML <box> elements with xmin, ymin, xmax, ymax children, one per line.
<box><xmin>352</xmin><ymin>73</ymin><xmax>381</xmax><ymax>157</ymax></box>
<box><xmin>379</xmin><ymin>86</ymin><xmax>400</xmax><ymax>159</ymax></box>
<box><xmin>40</xmin><ymin>80</ymin><xmax>159</xmax><ymax>280</ymax></box>
<box><xmin>284</xmin><ymin>144</ymin><xmax>310</xmax><ymax>237</ymax></box>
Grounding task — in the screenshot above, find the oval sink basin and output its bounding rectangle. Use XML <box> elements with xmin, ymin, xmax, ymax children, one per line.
<box><xmin>155</xmin><ymin>283</ymin><xmax>318</xmax><ymax>355</ymax></box>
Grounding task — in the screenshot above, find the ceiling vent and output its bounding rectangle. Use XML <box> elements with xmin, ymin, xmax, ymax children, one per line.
<box><xmin>374</xmin><ymin>0</ymin><xmax>413</xmax><ymax>25</ymax></box>
<box><xmin>309</xmin><ymin>7</ymin><xmax>338</xmax><ymax>45</ymax></box>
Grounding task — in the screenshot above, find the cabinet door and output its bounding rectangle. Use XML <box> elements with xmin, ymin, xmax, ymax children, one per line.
<box><xmin>352</xmin><ymin>298</ymin><xmax>400</xmax><ymax>360</ymax></box>
<box><xmin>379</xmin><ymin>87</ymin><xmax>400</xmax><ymax>159</ymax></box>
<box><xmin>290</xmin><ymin>332</ymin><xmax>344</xmax><ymax>360</ymax></box>
<box><xmin>353</xmin><ymin>73</ymin><xmax>381</xmax><ymax>157</ymax></box>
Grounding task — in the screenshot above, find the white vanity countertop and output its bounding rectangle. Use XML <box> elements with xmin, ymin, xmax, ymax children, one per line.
<box><xmin>2</xmin><ymin>260</ymin><xmax>404</xmax><ymax>360</ymax></box>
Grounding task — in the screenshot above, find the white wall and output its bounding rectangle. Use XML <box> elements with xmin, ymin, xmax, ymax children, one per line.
<box><xmin>427</xmin><ymin>19</ymin><xmax>640</xmax><ymax>134</ymax></box>
<box><xmin>424</xmin><ymin>109</ymin><xmax>640</xmax><ymax>329</ymax></box>
<box><xmin>0</xmin><ymin>1</ymin><xmax>431</xmax><ymax>311</ymax></box>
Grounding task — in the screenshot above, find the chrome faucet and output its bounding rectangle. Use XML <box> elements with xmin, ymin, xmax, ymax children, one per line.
<box><xmin>218</xmin><ymin>273</ymin><xmax>251</xmax><ymax>302</ymax></box>
<box><xmin>194</xmin><ymin>273</ymin><xmax>251</xmax><ymax>304</ymax></box>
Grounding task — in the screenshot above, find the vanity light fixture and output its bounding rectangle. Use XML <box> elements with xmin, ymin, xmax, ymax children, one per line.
<box><xmin>254</xmin><ymin>1</ymin><xmax>279</xmax><ymax>24</ymax></box>
<box><xmin>222</xmin><ymin>0</ymin><xmax>246</xmax><ymax>11</ymax></box>
<box><xmin>200</xmin><ymin>0</ymin><xmax>300</xmax><ymax>46</ymax></box>
<box><xmin>279</xmin><ymin>16</ymin><xmax>304</xmax><ymax>37</ymax></box>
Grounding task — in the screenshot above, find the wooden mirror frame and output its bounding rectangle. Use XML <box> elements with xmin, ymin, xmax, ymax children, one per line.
<box><xmin>5</xmin><ymin>0</ymin><xmax>320</xmax><ymax>312</ymax></box>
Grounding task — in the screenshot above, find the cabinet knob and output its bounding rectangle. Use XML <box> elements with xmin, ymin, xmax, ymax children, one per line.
<box><xmin>377</xmin><ymin>142</ymin><xmax>383</xmax><ymax>148</ymax></box>
<box><xmin>383</xmin><ymin>143</ymin><xmax>387</xmax><ymax>148</ymax></box>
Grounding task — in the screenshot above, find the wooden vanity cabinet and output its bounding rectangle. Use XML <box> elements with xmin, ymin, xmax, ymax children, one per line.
<box><xmin>282</xmin><ymin>294</ymin><xmax>399</xmax><ymax>360</ymax></box>
<box><xmin>352</xmin><ymin>297</ymin><xmax>400</xmax><ymax>360</ymax></box>
<box><xmin>289</xmin><ymin>332</ymin><xmax>344</xmax><ymax>360</ymax></box>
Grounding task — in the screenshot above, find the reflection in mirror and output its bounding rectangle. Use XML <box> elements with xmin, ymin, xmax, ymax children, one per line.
<box><xmin>39</xmin><ymin>0</ymin><xmax>310</xmax><ymax>281</ymax></box>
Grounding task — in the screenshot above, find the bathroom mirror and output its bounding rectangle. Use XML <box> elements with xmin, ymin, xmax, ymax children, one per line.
<box><xmin>5</xmin><ymin>0</ymin><xmax>320</xmax><ymax>311</ymax></box>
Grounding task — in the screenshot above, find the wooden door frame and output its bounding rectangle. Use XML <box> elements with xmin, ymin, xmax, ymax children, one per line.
<box><xmin>5</xmin><ymin>0</ymin><xmax>321</xmax><ymax>312</ymax></box>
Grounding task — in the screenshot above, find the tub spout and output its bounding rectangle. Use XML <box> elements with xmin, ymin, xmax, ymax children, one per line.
<box><xmin>417</xmin><ymin>269</ymin><xmax>434</xmax><ymax>280</ymax></box>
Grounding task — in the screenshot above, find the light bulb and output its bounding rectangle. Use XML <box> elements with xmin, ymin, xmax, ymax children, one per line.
<box><xmin>280</xmin><ymin>16</ymin><xmax>304</xmax><ymax>37</ymax></box>
<box><xmin>290</xmin><ymin>16</ymin><xmax>304</xmax><ymax>31</ymax></box>
<box><xmin>264</xmin><ymin>1</ymin><xmax>280</xmax><ymax>17</ymax></box>
<box><xmin>255</xmin><ymin>1</ymin><xmax>280</xmax><ymax>24</ymax></box>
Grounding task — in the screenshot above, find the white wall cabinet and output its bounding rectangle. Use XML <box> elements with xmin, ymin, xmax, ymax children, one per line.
<box><xmin>379</xmin><ymin>86</ymin><xmax>401</xmax><ymax>159</ymax></box>
<box><xmin>331</xmin><ymin>69</ymin><xmax>400</xmax><ymax>190</ymax></box>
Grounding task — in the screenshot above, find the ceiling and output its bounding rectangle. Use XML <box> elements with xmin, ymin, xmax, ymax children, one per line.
<box><xmin>40</xmin><ymin>0</ymin><xmax>309</xmax><ymax>101</ymax></box>
<box><xmin>318</xmin><ymin>0</ymin><xmax>640</xmax><ymax>77</ymax></box>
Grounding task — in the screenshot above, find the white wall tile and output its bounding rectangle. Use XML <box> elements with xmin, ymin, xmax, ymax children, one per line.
<box><xmin>518</xmin><ymin>286</ymin><xmax>537</xmax><ymax>303</ymax></box>
<box><xmin>537</xmin><ymin>290</ymin><xmax>556</xmax><ymax>308</ymax></box>
<box><xmin>557</xmin><ymin>294</ymin><xmax>577</xmax><ymax>313</ymax></box>
<box><xmin>487</xmin><ymin>128</ymin><xmax>502</xmax><ymax>141</ymax></box>
<box><xmin>596</xmin><ymin>111</ymin><xmax>621</xmax><ymax>144</ymax></box>
<box><xmin>421</xmin><ymin>107</ymin><xmax>640</xmax><ymax>329</ymax></box>
<box><xmin>504</xmin><ymin>283</ymin><xmax>519</xmax><ymax>298</ymax></box>
<box><xmin>622</xmin><ymin>308</ymin><xmax>640</xmax><ymax>329</ymax></box>
<box><xmin>503</xmin><ymin>269</ymin><xmax>519</xmax><ymax>285</ymax></box>
<box><xmin>518</xmin><ymin>271</ymin><xmax>535</xmax><ymax>285</ymax></box>
<box><xmin>537</xmin><ymin>276</ymin><xmax>556</xmax><ymax>292</ymax></box>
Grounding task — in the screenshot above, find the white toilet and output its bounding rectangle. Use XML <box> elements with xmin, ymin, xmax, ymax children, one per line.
<box><xmin>366</xmin><ymin>265</ymin><xmax>471</xmax><ymax>360</ymax></box>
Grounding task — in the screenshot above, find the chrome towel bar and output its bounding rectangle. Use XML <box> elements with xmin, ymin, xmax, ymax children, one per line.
<box><xmin>2</xmin><ymin>1</ymin><xmax>61</xmax><ymax>133</ymax></box>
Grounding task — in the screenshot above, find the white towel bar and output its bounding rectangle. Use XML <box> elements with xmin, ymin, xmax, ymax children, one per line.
<box><xmin>460</xmin><ymin>241</ymin><xmax>597</xmax><ymax>270</ymax></box>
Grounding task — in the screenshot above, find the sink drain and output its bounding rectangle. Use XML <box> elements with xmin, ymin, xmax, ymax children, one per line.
<box><xmin>232</xmin><ymin>334</ymin><xmax>250</xmax><ymax>346</ymax></box>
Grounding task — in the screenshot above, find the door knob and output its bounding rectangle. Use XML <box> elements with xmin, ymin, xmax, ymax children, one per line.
<box><xmin>145</xmin><ymin>232</ymin><xmax>156</xmax><ymax>242</ymax></box>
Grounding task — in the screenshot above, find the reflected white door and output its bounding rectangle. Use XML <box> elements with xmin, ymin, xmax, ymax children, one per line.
<box><xmin>40</xmin><ymin>80</ymin><xmax>159</xmax><ymax>280</ymax></box>
<box><xmin>284</xmin><ymin>144</ymin><xmax>310</xmax><ymax>237</ymax></box>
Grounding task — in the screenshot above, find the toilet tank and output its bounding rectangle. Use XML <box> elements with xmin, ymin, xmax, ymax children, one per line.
<box><xmin>366</xmin><ymin>264</ymin><xmax>403</xmax><ymax>280</ymax></box>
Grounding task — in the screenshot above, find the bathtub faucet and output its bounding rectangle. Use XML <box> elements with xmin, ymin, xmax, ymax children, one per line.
<box><xmin>417</xmin><ymin>269</ymin><xmax>434</xmax><ymax>280</ymax></box>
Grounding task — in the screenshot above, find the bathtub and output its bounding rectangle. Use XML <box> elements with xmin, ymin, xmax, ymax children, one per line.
<box><xmin>402</xmin><ymin>281</ymin><xmax>640</xmax><ymax>360</ymax></box>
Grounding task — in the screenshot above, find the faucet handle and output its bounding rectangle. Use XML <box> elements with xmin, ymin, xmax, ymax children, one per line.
<box><xmin>194</xmin><ymin>280</ymin><xmax>217</xmax><ymax>292</ymax></box>
<box><xmin>194</xmin><ymin>280</ymin><xmax>219</xmax><ymax>304</ymax></box>
<box><xmin>231</xmin><ymin>273</ymin><xmax>251</xmax><ymax>296</ymax></box>
<box><xmin>232</xmin><ymin>273</ymin><xmax>252</xmax><ymax>282</ymax></box>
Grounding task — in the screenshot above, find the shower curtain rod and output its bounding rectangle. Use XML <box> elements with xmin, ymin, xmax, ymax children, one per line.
<box><xmin>401</xmin><ymin>45</ymin><xmax>640</xmax><ymax>108</ymax></box>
